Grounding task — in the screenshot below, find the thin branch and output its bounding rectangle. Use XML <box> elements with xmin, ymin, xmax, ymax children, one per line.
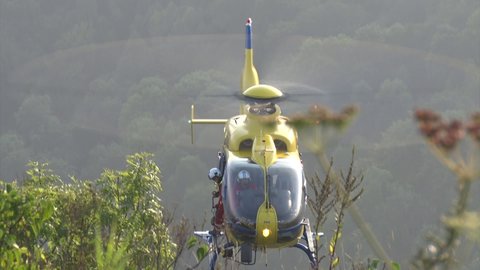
<box><xmin>315</xmin><ymin>148</ymin><xmax>394</xmax><ymax>270</ymax></box>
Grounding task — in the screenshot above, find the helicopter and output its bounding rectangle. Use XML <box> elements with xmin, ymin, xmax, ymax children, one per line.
<box><xmin>191</xmin><ymin>18</ymin><xmax>321</xmax><ymax>269</ymax></box>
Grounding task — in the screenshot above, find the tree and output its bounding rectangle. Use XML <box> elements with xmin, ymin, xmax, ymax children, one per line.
<box><xmin>0</xmin><ymin>179</ymin><xmax>54</xmax><ymax>269</ymax></box>
<box><xmin>54</xmin><ymin>21</ymin><xmax>94</xmax><ymax>50</ymax></box>
<box><xmin>0</xmin><ymin>153</ymin><xmax>178</xmax><ymax>269</ymax></box>
<box><xmin>119</xmin><ymin>77</ymin><xmax>168</xmax><ymax>126</ymax></box>
<box><xmin>97</xmin><ymin>152</ymin><xmax>176</xmax><ymax>269</ymax></box>
<box><xmin>0</xmin><ymin>133</ymin><xmax>32</xmax><ymax>180</ymax></box>
<box><xmin>122</xmin><ymin>115</ymin><xmax>165</xmax><ymax>151</ymax></box>
<box><xmin>14</xmin><ymin>94</ymin><xmax>63</xmax><ymax>157</ymax></box>
<box><xmin>164</xmin><ymin>155</ymin><xmax>209</xmax><ymax>220</ymax></box>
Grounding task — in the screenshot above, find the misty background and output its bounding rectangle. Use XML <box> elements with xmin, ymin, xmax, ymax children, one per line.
<box><xmin>1</xmin><ymin>0</ymin><xmax>479</xmax><ymax>268</ymax></box>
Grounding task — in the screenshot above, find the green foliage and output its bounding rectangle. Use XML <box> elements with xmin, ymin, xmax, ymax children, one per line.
<box><xmin>195</xmin><ymin>244</ymin><xmax>209</xmax><ymax>262</ymax></box>
<box><xmin>119</xmin><ymin>77</ymin><xmax>168</xmax><ymax>128</ymax></box>
<box><xmin>15</xmin><ymin>95</ymin><xmax>60</xmax><ymax>137</ymax></box>
<box><xmin>1</xmin><ymin>0</ymin><xmax>480</xmax><ymax>268</ymax></box>
<box><xmin>123</xmin><ymin>115</ymin><xmax>165</xmax><ymax>150</ymax></box>
<box><xmin>306</xmin><ymin>151</ymin><xmax>365</xmax><ymax>270</ymax></box>
<box><xmin>368</xmin><ymin>259</ymin><xmax>401</xmax><ymax>270</ymax></box>
<box><xmin>83</xmin><ymin>142</ymin><xmax>128</xmax><ymax>178</ymax></box>
<box><xmin>186</xmin><ymin>236</ymin><xmax>209</xmax><ymax>263</ymax></box>
<box><xmin>0</xmin><ymin>133</ymin><xmax>32</xmax><ymax>181</ymax></box>
<box><xmin>186</xmin><ymin>236</ymin><xmax>199</xmax><ymax>250</ymax></box>
<box><xmin>95</xmin><ymin>224</ymin><xmax>129</xmax><ymax>270</ymax></box>
<box><xmin>118</xmin><ymin>77</ymin><xmax>171</xmax><ymax>150</ymax></box>
<box><xmin>0</xmin><ymin>179</ymin><xmax>54</xmax><ymax>269</ymax></box>
<box><xmin>174</xmin><ymin>69</ymin><xmax>230</xmax><ymax>97</ymax></box>
<box><xmin>54</xmin><ymin>21</ymin><xmax>94</xmax><ymax>50</ymax></box>
<box><xmin>25</xmin><ymin>161</ymin><xmax>61</xmax><ymax>186</ymax></box>
<box><xmin>0</xmin><ymin>153</ymin><xmax>177</xmax><ymax>269</ymax></box>
<box><xmin>443</xmin><ymin>212</ymin><xmax>480</xmax><ymax>243</ymax></box>
<box><xmin>97</xmin><ymin>152</ymin><xmax>176</xmax><ymax>269</ymax></box>
<box><xmin>165</xmin><ymin>155</ymin><xmax>209</xmax><ymax>218</ymax></box>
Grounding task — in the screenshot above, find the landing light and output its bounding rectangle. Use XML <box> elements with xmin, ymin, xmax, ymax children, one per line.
<box><xmin>262</xmin><ymin>228</ymin><xmax>270</xmax><ymax>238</ymax></box>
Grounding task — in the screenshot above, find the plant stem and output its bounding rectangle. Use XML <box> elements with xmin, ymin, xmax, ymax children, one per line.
<box><xmin>445</xmin><ymin>179</ymin><xmax>471</xmax><ymax>268</ymax></box>
<box><xmin>315</xmin><ymin>151</ymin><xmax>395</xmax><ymax>270</ymax></box>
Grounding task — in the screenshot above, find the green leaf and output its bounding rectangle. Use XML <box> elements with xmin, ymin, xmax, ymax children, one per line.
<box><xmin>31</xmin><ymin>224</ymin><xmax>39</xmax><ymax>237</ymax></box>
<box><xmin>335</xmin><ymin>230</ymin><xmax>342</xmax><ymax>241</ymax></box>
<box><xmin>329</xmin><ymin>230</ymin><xmax>342</xmax><ymax>255</ymax></box>
<box><xmin>332</xmin><ymin>257</ymin><xmax>340</xmax><ymax>268</ymax></box>
<box><xmin>196</xmin><ymin>245</ymin><xmax>209</xmax><ymax>261</ymax></box>
<box><xmin>42</xmin><ymin>201</ymin><xmax>54</xmax><ymax>221</ymax></box>
<box><xmin>367</xmin><ymin>260</ymin><xmax>400</xmax><ymax>270</ymax></box>
<box><xmin>6</xmin><ymin>183</ymin><xmax>12</xmax><ymax>193</ymax></box>
<box><xmin>329</xmin><ymin>235</ymin><xmax>337</xmax><ymax>254</ymax></box>
<box><xmin>368</xmin><ymin>259</ymin><xmax>380</xmax><ymax>270</ymax></box>
<box><xmin>187</xmin><ymin>236</ymin><xmax>198</xmax><ymax>249</ymax></box>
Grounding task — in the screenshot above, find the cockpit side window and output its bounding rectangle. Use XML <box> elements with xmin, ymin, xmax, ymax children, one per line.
<box><xmin>239</xmin><ymin>139</ymin><xmax>253</xmax><ymax>151</ymax></box>
<box><xmin>274</xmin><ymin>139</ymin><xmax>287</xmax><ymax>152</ymax></box>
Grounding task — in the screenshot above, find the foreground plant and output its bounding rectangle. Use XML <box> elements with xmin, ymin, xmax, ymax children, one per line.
<box><xmin>290</xmin><ymin>105</ymin><xmax>397</xmax><ymax>270</ymax></box>
<box><xmin>307</xmin><ymin>153</ymin><xmax>364</xmax><ymax>270</ymax></box>
<box><xmin>0</xmin><ymin>153</ymin><xmax>184</xmax><ymax>269</ymax></box>
<box><xmin>412</xmin><ymin>110</ymin><xmax>480</xmax><ymax>269</ymax></box>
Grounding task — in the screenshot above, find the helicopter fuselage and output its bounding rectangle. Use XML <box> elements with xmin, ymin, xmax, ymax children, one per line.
<box><xmin>219</xmin><ymin>103</ymin><xmax>307</xmax><ymax>248</ymax></box>
<box><xmin>191</xmin><ymin>18</ymin><xmax>319</xmax><ymax>268</ymax></box>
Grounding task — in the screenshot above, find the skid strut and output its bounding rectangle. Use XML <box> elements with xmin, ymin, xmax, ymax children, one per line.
<box><xmin>293</xmin><ymin>218</ymin><xmax>323</xmax><ymax>269</ymax></box>
<box><xmin>194</xmin><ymin>231</ymin><xmax>219</xmax><ymax>270</ymax></box>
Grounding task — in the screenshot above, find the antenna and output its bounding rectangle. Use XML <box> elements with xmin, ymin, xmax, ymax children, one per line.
<box><xmin>241</xmin><ymin>18</ymin><xmax>259</xmax><ymax>93</ymax></box>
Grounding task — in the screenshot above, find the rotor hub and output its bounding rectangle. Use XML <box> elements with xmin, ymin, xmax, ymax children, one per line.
<box><xmin>243</xmin><ymin>84</ymin><xmax>283</xmax><ymax>99</ymax></box>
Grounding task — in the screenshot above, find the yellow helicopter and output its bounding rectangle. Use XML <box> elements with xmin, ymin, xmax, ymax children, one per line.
<box><xmin>192</xmin><ymin>18</ymin><xmax>320</xmax><ymax>269</ymax></box>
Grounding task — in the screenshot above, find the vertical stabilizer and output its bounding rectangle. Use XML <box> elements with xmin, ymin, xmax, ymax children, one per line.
<box><xmin>241</xmin><ymin>18</ymin><xmax>259</xmax><ymax>93</ymax></box>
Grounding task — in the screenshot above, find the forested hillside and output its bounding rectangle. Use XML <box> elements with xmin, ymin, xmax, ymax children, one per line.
<box><xmin>1</xmin><ymin>0</ymin><xmax>479</xmax><ymax>268</ymax></box>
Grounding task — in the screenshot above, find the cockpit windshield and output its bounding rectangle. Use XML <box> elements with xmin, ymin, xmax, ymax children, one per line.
<box><xmin>224</xmin><ymin>159</ymin><xmax>264</xmax><ymax>223</ymax></box>
<box><xmin>223</xmin><ymin>158</ymin><xmax>305</xmax><ymax>227</ymax></box>
<box><xmin>267</xmin><ymin>159</ymin><xmax>304</xmax><ymax>225</ymax></box>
